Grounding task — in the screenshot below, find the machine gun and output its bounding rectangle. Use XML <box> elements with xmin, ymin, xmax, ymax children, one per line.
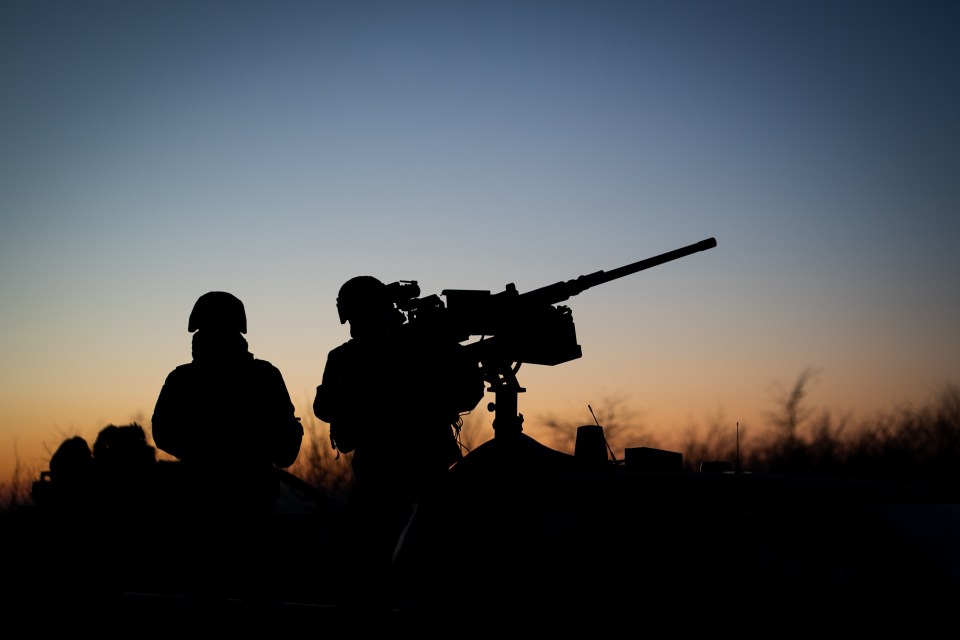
<box><xmin>385</xmin><ymin>237</ymin><xmax>718</xmax><ymax>437</ymax></box>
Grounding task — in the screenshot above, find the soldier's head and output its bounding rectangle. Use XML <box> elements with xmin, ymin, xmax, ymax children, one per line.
<box><xmin>337</xmin><ymin>276</ymin><xmax>403</xmax><ymax>337</ymax></box>
<box><xmin>188</xmin><ymin>291</ymin><xmax>247</xmax><ymax>334</ymax></box>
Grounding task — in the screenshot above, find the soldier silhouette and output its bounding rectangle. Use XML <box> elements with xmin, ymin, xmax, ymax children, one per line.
<box><xmin>29</xmin><ymin>425</ymin><xmax>161</xmax><ymax>608</ymax></box>
<box><xmin>313</xmin><ymin>275</ymin><xmax>484</xmax><ymax>615</ymax></box>
<box><xmin>151</xmin><ymin>291</ymin><xmax>304</xmax><ymax>604</ymax></box>
<box><xmin>36</xmin><ymin>436</ymin><xmax>95</xmax><ymax>512</ymax></box>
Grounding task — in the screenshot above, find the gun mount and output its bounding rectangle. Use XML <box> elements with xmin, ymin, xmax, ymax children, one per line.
<box><xmin>387</xmin><ymin>237</ymin><xmax>718</xmax><ymax>437</ymax></box>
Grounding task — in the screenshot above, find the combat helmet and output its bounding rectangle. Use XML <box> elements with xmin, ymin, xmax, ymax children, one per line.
<box><xmin>188</xmin><ymin>291</ymin><xmax>247</xmax><ymax>333</ymax></box>
<box><xmin>336</xmin><ymin>276</ymin><xmax>392</xmax><ymax>325</ymax></box>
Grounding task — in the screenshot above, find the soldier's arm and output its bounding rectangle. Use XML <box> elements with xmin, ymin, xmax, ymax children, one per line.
<box><xmin>313</xmin><ymin>347</ymin><xmax>348</xmax><ymax>423</ymax></box>
<box><xmin>150</xmin><ymin>368</ymin><xmax>190</xmax><ymax>460</ymax></box>
<box><xmin>259</xmin><ymin>361</ymin><xmax>303</xmax><ymax>468</ymax></box>
<box><xmin>313</xmin><ymin>346</ymin><xmax>360</xmax><ymax>453</ymax></box>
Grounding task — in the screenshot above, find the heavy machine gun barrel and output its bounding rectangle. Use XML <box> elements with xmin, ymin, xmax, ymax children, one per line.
<box><xmin>517</xmin><ymin>237</ymin><xmax>718</xmax><ymax>307</ymax></box>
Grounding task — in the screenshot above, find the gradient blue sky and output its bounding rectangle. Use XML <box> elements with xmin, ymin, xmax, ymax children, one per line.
<box><xmin>2</xmin><ymin>1</ymin><xmax>958</xmax><ymax>479</ymax></box>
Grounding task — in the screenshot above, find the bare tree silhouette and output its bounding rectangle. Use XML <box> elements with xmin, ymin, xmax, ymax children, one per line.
<box><xmin>289</xmin><ymin>413</ymin><xmax>353</xmax><ymax>502</ymax></box>
<box><xmin>766</xmin><ymin>366</ymin><xmax>821</xmax><ymax>439</ymax></box>
<box><xmin>678</xmin><ymin>410</ymin><xmax>746</xmax><ymax>472</ymax></box>
<box><xmin>0</xmin><ymin>443</ymin><xmax>30</xmax><ymax>511</ymax></box>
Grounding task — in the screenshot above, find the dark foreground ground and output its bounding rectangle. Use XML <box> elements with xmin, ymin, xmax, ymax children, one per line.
<box><xmin>4</xmin><ymin>437</ymin><xmax>960</xmax><ymax>634</ymax></box>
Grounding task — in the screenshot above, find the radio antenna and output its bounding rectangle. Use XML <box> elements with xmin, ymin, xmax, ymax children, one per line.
<box><xmin>588</xmin><ymin>404</ymin><xmax>600</xmax><ymax>427</ymax></box>
<box><xmin>588</xmin><ymin>404</ymin><xmax>618</xmax><ymax>464</ymax></box>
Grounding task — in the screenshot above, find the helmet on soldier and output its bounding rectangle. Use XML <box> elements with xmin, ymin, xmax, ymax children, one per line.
<box><xmin>336</xmin><ymin>276</ymin><xmax>392</xmax><ymax>325</ymax></box>
<box><xmin>188</xmin><ymin>291</ymin><xmax>247</xmax><ymax>333</ymax></box>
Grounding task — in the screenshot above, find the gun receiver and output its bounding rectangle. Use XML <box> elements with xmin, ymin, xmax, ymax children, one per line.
<box><xmin>390</xmin><ymin>236</ymin><xmax>718</xmax><ymax>435</ymax></box>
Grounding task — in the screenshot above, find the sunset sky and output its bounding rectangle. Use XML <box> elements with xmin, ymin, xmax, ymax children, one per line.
<box><xmin>2</xmin><ymin>1</ymin><xmax>958</xmax><ymax>482</ymax></box>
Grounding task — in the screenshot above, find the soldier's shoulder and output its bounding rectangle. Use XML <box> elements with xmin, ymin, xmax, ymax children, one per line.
<box><xmin>327</xmin><ymin>340</ymin><xmax>357</xmax><ymax>358</ymax></box>
<box><xmin>250</xmin><ymin>357</ymin><xmax>282</xmax><ymax>374</ymax></box>
<box><xmin>164</xmin><ymin>362</ymin><xmax>196</xmax><ymax>379</ymax></box>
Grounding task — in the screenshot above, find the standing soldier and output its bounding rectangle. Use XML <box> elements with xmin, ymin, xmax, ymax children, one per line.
<box><xmin>151</xmin><ymin>291</ymin><xmax>303</xmax><ymax>603</ymax></box>
<box><xmin>314</xmin><ymin>275</ymin><xmax>484</xmax><ymax>614</ymax></box>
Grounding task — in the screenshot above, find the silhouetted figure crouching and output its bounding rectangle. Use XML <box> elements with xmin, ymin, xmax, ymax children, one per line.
<box><xmin>28</xmin><ymin>423</ymin><xmax>161</xmax><ymax>612</ymax></box>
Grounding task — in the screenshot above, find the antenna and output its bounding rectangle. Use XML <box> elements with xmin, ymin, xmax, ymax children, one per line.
<box><xmin>588</xmin><ymin>404</ymin><xmax>600</xmax><ymax>427</ymax></box>
<box><xmin>588</xmin><ymin>404</ymin><xmax>619</xmax><ymax>464</ymax></box>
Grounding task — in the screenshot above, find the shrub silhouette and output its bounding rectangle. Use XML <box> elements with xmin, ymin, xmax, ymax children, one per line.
<box><xmin>288</xmin><ymin>413</ymin><xmax>353</xmax><ymax>506</ymax></box>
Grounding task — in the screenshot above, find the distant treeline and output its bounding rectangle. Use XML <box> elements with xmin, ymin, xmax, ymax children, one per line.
<box><xmin>677</xmin><ymin>372</ymin><xmax>960</xmax><ymax>497</ymax></box>
<box><xmin>539</xmin><ymin>369</ymin><xmax>960</xmax><ymax>498</ymax></box>
<box><xmin>3</xmin><ymin>371</ymin><xmax>959</xmax><ymax>511</ymax></box>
